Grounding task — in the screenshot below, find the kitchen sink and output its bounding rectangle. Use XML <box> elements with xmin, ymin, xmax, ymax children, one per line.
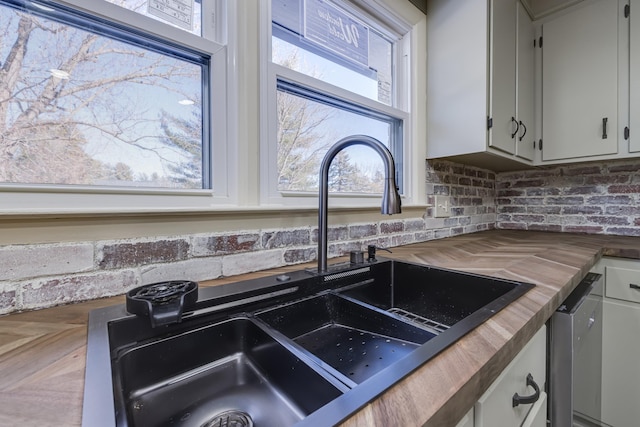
<box><xmin>255</xmin><ymin>293</ymin><xmax>436</xmax><ymax>385</ymax></box>
<box><xmin>338</xmin><ymin>260</ymin><xmax>524</xmax><ymax>330</ymax></box>
<box><xmin>112</xmin><ymin>317</ymin><xmax>346</xmax><ymax>427</ymax></box>
<box><xmin>83</xmin><ymin>258</ymin><xmax>534</xmax><ymax>427</ymax></box>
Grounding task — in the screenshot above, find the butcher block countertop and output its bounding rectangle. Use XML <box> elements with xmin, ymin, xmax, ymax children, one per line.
<box><xmin>2</xmin><ymin>230</ymin><xmax>639</xmax><ymax>426</ymax></box>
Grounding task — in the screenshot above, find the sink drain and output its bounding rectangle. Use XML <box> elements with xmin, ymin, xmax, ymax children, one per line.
<box><xmin>201</xmin><ymin>410</ymin><xmax>254</xmax><ymax>427</ymax></box>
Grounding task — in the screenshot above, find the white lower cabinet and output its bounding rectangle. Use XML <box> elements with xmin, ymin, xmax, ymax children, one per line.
<box><xmin>600</xmin><ymin>257</ymin><xmax>640</xmax><ymax>427</ymax></box>
<box><xmin>455</xmin><ymin>408</ymin><xmax>474</xmax><ymax>427</ymax></box>
<box><xmin>473</xmin><ymin>326</ymin><xmax>547</xmax><ymax>427</ymax></box>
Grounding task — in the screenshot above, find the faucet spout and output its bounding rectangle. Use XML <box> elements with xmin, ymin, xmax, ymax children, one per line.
<box><xmin>318</xmin><ymin>135</ymin><xmax>401</xmax><ymax>273</ymax></box>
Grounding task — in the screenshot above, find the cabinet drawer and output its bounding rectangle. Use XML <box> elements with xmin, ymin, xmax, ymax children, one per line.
<box><xmin>474</xmin><ymin>326</ymin><xmax>546</xmax><ymax>427</ymax></box>
<box><xmin>455</xmin><ymin>408</ymin><xmax>473</xmax><ymax>427</ymax></box>
<box><xmin>605</xmin><ymin>265</ymin><xmax>640</xmax><ymax>304</ymax></box>
<box><xmin>522</xmin><ymin>391</ymin><xmax>547</xmax><ymax>427</ymax></box>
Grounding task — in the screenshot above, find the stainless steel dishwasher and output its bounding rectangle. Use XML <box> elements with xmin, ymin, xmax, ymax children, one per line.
<box><xmin>549</xmin><ymin>272</ymin><xmax>604</xmax><ymax>427</ymax></box>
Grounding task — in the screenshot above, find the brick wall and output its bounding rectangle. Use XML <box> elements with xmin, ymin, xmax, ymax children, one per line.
<box><xmin>0</xmin><ymin>218</ymin><xmax>436</xmax><ymax>315</ymax></box>
<box><xmin>0</xmin><ymin>160</ymin><xmax>500</xmax><ymax>315</ymax></box>
<box><xmin>424</xmin><ymin>159</ymin><xmax>497</xmax><ymax>237</ymax></box>
<box><xmin>496</xmin><ymin>159</ymin><xmax>640</xmax><ymax>236</ymax></box>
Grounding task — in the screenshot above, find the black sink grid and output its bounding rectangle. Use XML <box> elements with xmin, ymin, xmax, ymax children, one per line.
<box><xmin>82</xmin><ymin>258</ymin><xmax>534</xmax><ymax>427</ymax></box>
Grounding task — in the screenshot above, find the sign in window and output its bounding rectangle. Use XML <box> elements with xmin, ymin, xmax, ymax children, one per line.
<box><xmin>148</xmin><ymin>0</ymin><xmax>195</xmax><ymax>31</ymax></box>
<box><xmin>303</xmin><ymin>0</ymin><xmax>369</xmax><ymax>68</ymax></box>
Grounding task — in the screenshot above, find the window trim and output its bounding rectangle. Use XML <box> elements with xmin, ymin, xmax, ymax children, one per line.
<box><xmin>261</xmin><ymin>0</ymin><xmax>421</xmax><ymax>208</ymax></box>
<box><xmin>276</xmin><ymin>78</ymin><xmax>405</xmax><ymax>193</ymax></box>
<box><xmin>0</xmin><ymin>0</ymin><xmax>427</xmax><ymax>215</ymax></box>
<box><xmin>0</xmin><ymin>0</ymin><xmax>233</xmax><ymax>212</ymax></box>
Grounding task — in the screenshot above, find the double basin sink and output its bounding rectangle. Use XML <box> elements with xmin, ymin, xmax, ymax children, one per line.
<box><xmin>82</xmin><ymin>258</ymin><xmax>534</xmax><ymax>427</ymax></box>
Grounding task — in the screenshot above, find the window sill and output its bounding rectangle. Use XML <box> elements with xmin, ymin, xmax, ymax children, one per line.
<box><xmin>0</xmin><ymin>204</ymin><xmax>428</xmax><ymax>220</ymax></box>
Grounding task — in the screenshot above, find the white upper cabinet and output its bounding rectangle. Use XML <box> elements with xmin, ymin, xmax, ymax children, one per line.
<box><xmin>490</xmin><ymin>0</ymin><xmax>518</xmax><ymax>155</ymax></box>
<box><xmin>427</xmin><ymin>0</ymin><xmax>639</xmax><ymax>170</ymax></box>
<box><xmin>516</xmin><ymin>2</ymin><xmax>536</xmax><ymax>160</ymax></box>
<box><xmin>631</xmin><ymin>0</ymin><xmax>640</xmax><ymax>152</ymax></box>
<box><xmin>427</xmin><ymin>0</ymin><xmax>535</xmax><ymax>171</ymax></box>
<box><xmin>427</xmin><ymin>0</ymin><xmax>490</xmax><ymax>160</ymax></box>
<box><xmin>541</xmin><ymin>0</ymin><xmax>620</xmax><ymax>161</ymax></box>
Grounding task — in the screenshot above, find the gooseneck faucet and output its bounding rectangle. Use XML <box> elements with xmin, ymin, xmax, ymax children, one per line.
<box><xmin>317</xmin><ymin>135</ymin><xmax>402</xmax><ymax>273</ymax></box>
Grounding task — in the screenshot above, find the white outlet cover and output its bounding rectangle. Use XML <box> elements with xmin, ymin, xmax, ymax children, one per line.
<box><xmin>434</xmin><ymin>195</ymin><xmax>451</xmax><ymax>218</ymax></box>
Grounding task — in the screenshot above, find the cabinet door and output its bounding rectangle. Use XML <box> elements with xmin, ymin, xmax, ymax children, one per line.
<box><xmin>602</xmin><ymin>299</ymin><xmax>640</xmax><ymax>427</ymax></box>
<box><xmin>601</xmin><ymin>259</ymin><xmax>640</xmax><ymax>427</ymax></box>
<box><xmin>541</xmin><ymin>0</ymin><xmax>619</xmax><ymax>161</ymax></box>
<box><xmin>426</xmin><ymin>0</ymin><xmax>489</xmax><ymax>159</ymax></box>
<box><xmin>631</xmin><ymin>0</ymin><xmax>640</xmax><ymax>152</ymax></box>
<box><xmin>474</xmin><ymin>326</ymin><xmax>546</xmax><ymax>427</ymax></box>
<box><xmin>516</xmin><ymin>2</ymin><xmax>535</xmax><ymax>161</ymax></box>
<box><xmin>489</xmin><ymin>0</ymin><xmax>517</xmax><ymax>154</ymax></box>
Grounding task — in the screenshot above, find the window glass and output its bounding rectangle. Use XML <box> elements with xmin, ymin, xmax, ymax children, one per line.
<box><xmin>272</xmin><ymin>0</ymin><xmax>395</xmax><ymax>106</ymax></box>
<box><xmin>270</xmin><ymin>0</ymin><xmax>405</xmax><ymax>199</ymax></box>
<box><xmin>277</xmin><ymin>81</ymin><xmax>402</xmax><ymax>194</ymax></box>
<box><xmin>0</xmin><ymin>1</ymin><xmax>208</xmax><ymax>189</ymax></box>
<box><xmin>105</xmin><ymin>0</ymin><xmax>202</xmax><ymax>36</ymax></box>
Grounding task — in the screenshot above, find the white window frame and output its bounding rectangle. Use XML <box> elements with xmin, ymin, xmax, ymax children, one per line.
<box><xmin>0</xmin><ymin>0</ymin><xmax>232</xmax><ymax>214</ymax></box>
<box><xmin>260</xmin><ymin>0</ymin><xmax>427</xmax><ymax>208</ymax></box>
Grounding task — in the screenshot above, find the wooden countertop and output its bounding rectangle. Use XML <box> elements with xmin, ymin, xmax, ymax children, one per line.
<box><xmin>1</xmin><ymin>230</ymin><xmax>639</xmax><ymax>426</ymax></box>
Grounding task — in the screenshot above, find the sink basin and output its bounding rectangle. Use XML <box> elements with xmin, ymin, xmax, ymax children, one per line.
<box><xmin>338</xmin><ymin>260</ymin><xmax>525</xmax><ymax>331</ymax></box>
<box><xmin>255</xmin><ymin>293</ymin><xmax>436</xmax><ymax>385</ymax></box>
<box><xmin>112</xmin><ymin>316</ymin><xmax>345</xmax><ymax>427</ymax></box>
<box><xmin>83</xmin><ymin>258</ymin><xmax>534</xmax><ymax>427</ymax></box>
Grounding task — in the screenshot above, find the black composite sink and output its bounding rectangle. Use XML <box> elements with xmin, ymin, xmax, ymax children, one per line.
<box><xmin>83</xmin><ymin>259</ymin><xmax>534</xmax><ymax>427</ymax></box>
<box><xmin>255</xmin><ymin>293</ymin><xmax>436</xmax><ymax>385</ymax></box>
<box><xmin>113</xmin><ymin>317</ymin><xmax>346</xmax><ymax>427</ymax></box>
<box><xmin>338</xmin><ymin>260</ymin><xmax>524</xmax><ymax>329</ymax></box>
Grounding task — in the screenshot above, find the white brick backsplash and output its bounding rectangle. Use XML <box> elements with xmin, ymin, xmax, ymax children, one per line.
<box><xmin>140</xmin><ymin>257</ymin><xmax>223</xmax><ymax>285</ymax></box>
<box><xmin>0</xmin><ymin>282</ymin><xmax>18</xmax><ymax>315</ymax></box>
<box><xmin>222</xmin><ymin>250</ymin><xmax>284</xmax><ymax>277</ymax></box>
<box><xmin>0</xmin><ymin>243</ymin><xmax>94</xmax><ymax>281</ymax></box>
<box><xmin>19</xmin><ymin>270</ymin><xmax>137</xmax><ymax>310</ymax></box>
<box><xmin>1</xmin><ymin>158</ymin><xmax>505</xmax><ymax>315</ymax></box>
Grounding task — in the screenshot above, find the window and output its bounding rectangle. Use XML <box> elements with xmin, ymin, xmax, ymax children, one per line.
<box><xmin>0</xmin><ymin>0</ymin><xmax>214</xmax><ymax>190</ymax></box>
<box><xmin>1</xmin><ymin>0</ymin><xmax>424</xmax><ymax>213</ymax></box>
<box><xmin>276</xmin><ymin>81</ymin><xmax>403</xmax><ymax>193</ymax></box>
<box><xmin>265</xmin><ymin>0</ymin><xmax>411</xmax><ymax>204</ymax></box>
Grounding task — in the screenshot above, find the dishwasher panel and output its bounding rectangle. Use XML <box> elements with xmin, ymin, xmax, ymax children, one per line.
<box><xmin>550</xmin><ymin>272</ymin><xmax>604</xmax><ymax>427</ymax></box>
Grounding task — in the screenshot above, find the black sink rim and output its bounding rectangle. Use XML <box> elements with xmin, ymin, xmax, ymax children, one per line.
<box><xmin>82</xmin><ymin>259</ymin><xmax>535</xmax><ymax>427</ymax></box>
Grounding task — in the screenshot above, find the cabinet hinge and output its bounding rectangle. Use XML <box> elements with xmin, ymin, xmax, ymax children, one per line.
<box><xmin>625</xmin><ymin>4</ymin><xmax>630</xmax><ymax>18</ymax></box>
<box><xmin>487</xmin><ymin>117</ymin><xmax>493</xmax><ymax>130</ymax></box>
<box><xmin>625</xmin><ymin>126</ymin><xmax>630</xmax><ymax>140</ymax></box>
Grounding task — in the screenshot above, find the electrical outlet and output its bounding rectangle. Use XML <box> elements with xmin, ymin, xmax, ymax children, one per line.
<box><xmin>434</xmin><ymin>196</ymin><xmax>451</xmax><ymax>218</ymax></box>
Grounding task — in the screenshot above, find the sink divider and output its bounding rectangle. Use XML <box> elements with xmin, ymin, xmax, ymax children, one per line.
<box><xmin>250</xmin><ymin>291</ymin><xmax>438</xmax><ymax>387</ymax></box>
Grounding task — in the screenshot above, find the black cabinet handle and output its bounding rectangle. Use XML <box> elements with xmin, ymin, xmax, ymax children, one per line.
<box><xmin>630</xmin><ymin>283</ymin><xmax>640</xmax><ymax>290</ymax></box>
<box><xmin>512</xmin><ymin>373</ymin><xmax>540</xmax><ymax>407</ymax></box>
<box><xmin>602</xmin><ymin>117</ymin><xmax>608</xmax><ymax>139</ymax></box>
<box><xmin>519</xmin><ymin>121</ymin><xmax>527</xmax><ymax>141</ymax></box>
<box><xmin>511</xmin><ymin>117</ymin><xmax>520</xmax><ymax>138</ymax></box>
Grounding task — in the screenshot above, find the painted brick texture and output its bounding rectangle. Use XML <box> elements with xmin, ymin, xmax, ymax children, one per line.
<box><xmin>496</xmin><ymin>159</ymin><xmax>640</xmax><ymax>236</ymax></box>
<box><xmin>0</xmin><ymin>217</ymin><xmax>434</xmax><ymax>315</ymax></box>
<box><xmin>425</xmin><ymin>159</ymin><xmax>497</xmax><ymax>238</ymax></box>
<box><xmin>9</xmin><ymin>157</ymin><xmax>637</xmax><ymax>315</ymax></box>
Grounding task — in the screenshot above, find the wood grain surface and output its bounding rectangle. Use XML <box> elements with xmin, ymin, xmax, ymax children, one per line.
<box><xmin>1</xmin><ymin>230</ymin><xmax>638</xmax><ymax>426</ymax></box>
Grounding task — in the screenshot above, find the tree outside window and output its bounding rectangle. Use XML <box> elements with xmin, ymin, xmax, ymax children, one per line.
<box><xmin>0</xmin><ymin>1</ymin><xmax>206</xmax><ymax>189</ymax></box>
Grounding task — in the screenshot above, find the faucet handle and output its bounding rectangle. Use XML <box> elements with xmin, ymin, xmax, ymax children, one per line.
<box><xmin>367</xmin><ymin>245</ymin><xmax>392</xmax><ymax>262</ymax></box>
